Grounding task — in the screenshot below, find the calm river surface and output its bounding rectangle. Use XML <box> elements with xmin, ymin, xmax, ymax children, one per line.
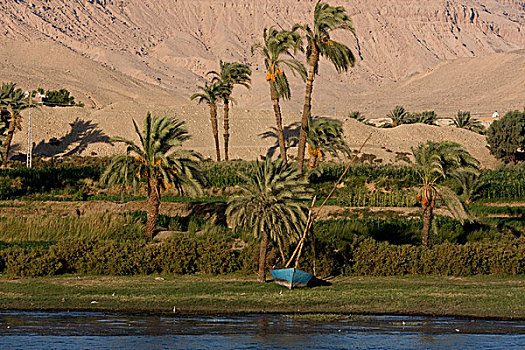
<box><xmin>0</xmin><ymin>311</ymin><xmax>524</xmax><ymax>349</ymax></box>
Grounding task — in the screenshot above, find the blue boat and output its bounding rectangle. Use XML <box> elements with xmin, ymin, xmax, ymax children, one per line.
<box><xmin>270</xmin><ymin>268</ymin><xmax>314</xmax><ymax>289</ymax></box>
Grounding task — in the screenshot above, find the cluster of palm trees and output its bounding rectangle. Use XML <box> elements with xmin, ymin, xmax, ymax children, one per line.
<box><xmin>191</xmin><ymin>61</ymin><xmax>252</xmax><ymax>162</ymax></box>
<box><xmin>192</xmin><ymin>1</ymin><xmax>356</xmax><ymax>172</ymax></box>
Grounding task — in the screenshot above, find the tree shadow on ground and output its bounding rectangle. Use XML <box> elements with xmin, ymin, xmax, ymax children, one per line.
<box><xmin>32</xmin><ymin>118</ymin><xmax>111</xmax><ymax>157</ymax></box>
<box><xmin>259</xmin><ymin>122</ymin><xmax>301</xmax><ymax>158</ymax></box>
<box><xmin>187</xmin><ymin>202</ymin><xmax>228</xmax><ymax>226</ymax></box>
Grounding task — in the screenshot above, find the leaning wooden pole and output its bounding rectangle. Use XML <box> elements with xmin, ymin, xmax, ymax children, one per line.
<box><xmin>285</xmin><ymin>133</ymin><xmax>373</xmax><ymax>269</ymax></box>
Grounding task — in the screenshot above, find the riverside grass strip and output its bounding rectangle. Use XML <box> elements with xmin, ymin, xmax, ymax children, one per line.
<box><xmin>0</xmin><ymin>275</ymin><xmax>523</xmax><ymax>319</ymax></box>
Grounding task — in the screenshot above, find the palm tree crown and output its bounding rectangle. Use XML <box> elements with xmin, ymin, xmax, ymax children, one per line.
<box><xmin>251</xmin><ymin>26</ymin><xmax>306</xmax><ymax>100</ymax></box>
<box><xmin>101</xmin><ymin>113</ymin><xmax>204</xmax><ymax>238</ymax></box>
<box><xmin>209</xmin><ymin>61</ymin><xmax>252</xmax><ymax>94</ymax></box>
<box><xmin>388</xmin><ymin>106</ymin><xmax>408</xmax><ymax>127</ymax></box>
<box><xmin>296</xmin><ymin>1</ymin><xmax>356</xmax><ymax>75</ymax></box>
<box><xmin>452</xmin><ymin>111</ymin><xmax>484</xmax><ymax>134</ymax></box>
<box><xmin>226</xmin><ymin>158</ymin><xmax>312</xmax><ymax>281</ymax></box>
<box><xmin>298</xmin><ymin>116</ymin><xmax>350</xmax><ymax>170</ymax></box>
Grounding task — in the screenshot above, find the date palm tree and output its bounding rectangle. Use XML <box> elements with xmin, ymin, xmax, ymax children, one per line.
<box><xmin>191</xmin><ymin>81</ymin><xmax>231</xmax><ymax>161</ymax></box>
<box><xmin>295</xmin><ymin>1</ymin><xmax>356</xmax><ymax>172</ymax></box>
<box><xmin>412</xmin><ymin>141</ymin><xmax>479</xmax><ymax>246</ymax></box>
<box><xmin>293</xmin><ymin>115</ymin><xmax>350</xmax><ymax>170</ymax></box>
<box><xmin>101</xmin><ymin>113</ymin><xmax>204</xmax><ymax>239</ymax></box>
<box><xmin>226</xmin><ymin>158</ymin><xmax>312</xmax><ymax>282</ymax></box>
<box><xmin>208</xmin><ymin>61</ymin><xmax>252</xmax><ymax>161</ymax></box>
<box><xmin>0</xmin><ymin>82</ymin><xmax>33</xmax><ymax>167</ymax></box>
<box><xmin>388</xmin><ymin>105</ymin><xmax>409</xmax><ymax>127</ymax></box>
<box><xmin>452</xmin><ymin>111</ymin><xmax>484</xmax><ymax>134</ymax></box>
<box><xmin>252</xmin><ymin>26</ymin><xmax>307</xmax><ymax>164</ymax></box>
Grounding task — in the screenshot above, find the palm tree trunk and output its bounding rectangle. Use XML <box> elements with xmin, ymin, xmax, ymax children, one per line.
<box><xmin>145</xmin><ymin>176</ymin><xmax>160</xmax><ymax>239</ymax></box>
<box><xmin>1</xmin><ymin>110</ymin><xmax>17</xmax><ymax>167</ymax></box>
<box><xmin>422</xmin><ymin>202</ymin><xmax>433</xmax><ymax>247</ymax></box>
<box><xmin>270</xmin><ymin>84</ymin><xmax>287</xmax><ymax>163</ymax></box>
<box><xmin>223</xmin><ymin>99</ymin><xmax>230</xmax><ymax>161</ymax></box>
<box><xmin>297</xmin><ymin>51</ymin><xmax>319</xmax><ymax>173</ymax></box>
<box><xmin>210</xmin><ymin>103</ymin><xmax>221</xmax><ymax>162</ymax></box>
<box><xmin>258</xmin><ymin>230</ymin><xmax>269</xmax><ymax>282</ymax></box>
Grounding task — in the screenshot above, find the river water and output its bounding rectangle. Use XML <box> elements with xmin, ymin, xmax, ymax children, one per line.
<box><xmin>0</xmin><ymin>311</ymin><xmax>524</xmax><ymax>349</ymax></box>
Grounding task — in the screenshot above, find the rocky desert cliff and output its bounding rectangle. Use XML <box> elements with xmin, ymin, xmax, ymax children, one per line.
<box><xmin>0</xmin><ymin>0</ymin><xmax>524</xmax><ymax>164</ymax></box>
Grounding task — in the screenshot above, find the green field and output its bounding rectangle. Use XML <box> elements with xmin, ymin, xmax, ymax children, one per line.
<box><xmin>0</xmin><ymin>275</ymin><xmax>523</xmax><ymax>319</ymax></box>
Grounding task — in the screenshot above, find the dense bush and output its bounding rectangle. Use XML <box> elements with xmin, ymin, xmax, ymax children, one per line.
<box><xmin>0</xmin><ymin>233</ymin><xmax>523</xmax><ymax>278</ymax></box>
<box><xmin>0</xmin><ymin>166</ymin><xmax>101</xmax><ymax>199</ymax></box>
<box><xmin>1</xmin><ymin>159</ymin><xmax>523</xmax><ymax>202</ymax></box>
<box><xmin>486</xmin><ymin>110</ymin><xmax>525</xmax><ymax>163</ymax></box>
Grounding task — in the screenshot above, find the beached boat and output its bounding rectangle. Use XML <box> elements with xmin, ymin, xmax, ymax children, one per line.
<box><xmin>270</xmin><ymin>268</ymin><xmax>314</xmax><ymax>289</ymax></box>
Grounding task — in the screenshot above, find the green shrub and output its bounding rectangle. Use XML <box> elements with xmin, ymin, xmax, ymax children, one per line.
<box><xmin>0</xmin><ymin>235</ymin><xmax>523</xmax><ymax>278</ymax></box>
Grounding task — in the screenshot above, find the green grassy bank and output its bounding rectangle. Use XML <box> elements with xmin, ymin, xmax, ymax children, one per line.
<box><xmin>0</xmin><ymin>275</ymin><xmax>523</xmax><ymax>319</ymax></box>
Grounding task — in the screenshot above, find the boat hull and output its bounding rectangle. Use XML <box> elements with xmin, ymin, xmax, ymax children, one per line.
<box><xmin>270</xmin><ymin>268</ymin><xmax>314</xmax><ymax>289</ymax></box>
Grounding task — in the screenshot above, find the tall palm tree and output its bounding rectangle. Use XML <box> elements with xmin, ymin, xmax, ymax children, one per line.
<box><xmin>190</xmin><ymin>81</ymin><xmax>231</xmax><ymax>161</ymax></box>
<box><xmin>208</xmin><ymin>61</ymin><xmax>252</xmax><ymax>161</ymax></box>
<box><xmin>295</xmin><ymin>1</ymin><xmax>356</xmax><ymax>172</ymax></box>
<box><xmin>0</xmin><ymin>83</ymin><xmax>33</xmax><ymax>167</ymax></box>
<box><xmin>101</xmin><ymin>113</ymin><xmax>204</xmax><ymax>239</ymax></box>
<box><xmin>293</xmin><ymin>115</ymin><xmax>350</xmax><ymax>170</ymax></box>
<box><xmin>452</xmin><ymin>111</ymin><xmax>484</xmax><ymax>134</ymax></box>
<box><xmin>226</xmin><ymin>158</ymin><xmax>312</xmax><ymax>282</ymax></box>
<box><xmin>412</xmin><ymin>141</ymin><xmax>479</xmax><ymax>246</ymax></box>
<box><xmin>252</xmin><ymin>26</ymin><xmax>307</xmax><ymax>163</ymax></box>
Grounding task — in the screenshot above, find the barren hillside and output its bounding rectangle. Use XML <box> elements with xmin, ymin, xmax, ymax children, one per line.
<box><xmin>1</xmin><ymin>0</ymin><xmax>524</xmax><ymax>166</ymax></box>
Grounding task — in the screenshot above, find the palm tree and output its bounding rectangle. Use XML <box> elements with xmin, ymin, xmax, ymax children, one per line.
<box><xmin>190</xmin><ymin>81</ymin><xmax>231</xmax><ymax>161</ymax></box>
<box><xmin>408</xmin><ymin>111</ymin><xmax>438</xmax><ymax>125</ymax></box>
<box><xmin>208</xmin><ymin>61</ymin><xmax>252</xmax><ymax>161</ymax></box>
<box><xmin>293</xmin><ymin>115</ymin><xmax>350</xmax><ymax>170</ymax></box>
<box><xmin>101</xmin><ymin>113</ymin><xmax>204</xmax><ymax>239</ymax></box>
<box><xmin>452</xmin><ymin>111</ymin><xmax>484</xmax><ymax>134</ymax></box>
<box><xmin>450</xmin><ymin>167</ymin><xmax>481</xmax><ymax>206</ymax></box>
<box><xmin>226</xmin><ymin>158</ymin><xmax>312</xmax><ymax>282</ymax></box>
<box><xmin>388</xmin><ymin>106</ymin><xmax>408</xmax><ymax>127</ymax></box>
<box><xmin>412</xmin><ymin>141</ymin><xmax>480</xmax><ymax>246</ymax></box>
<box><xmin>0</xmin><ymin>83</ymin><xmax>33</xmax><ymax>167</ymax></box>
<box><xmin>252</xmin><ymin>26</ymin><xmax>307</xmax><ymax>163</ymax></box>
<box><xmin>295</xmin><ymin>1</ymin><xmax>356</xmax><ymax>172</ymax></box>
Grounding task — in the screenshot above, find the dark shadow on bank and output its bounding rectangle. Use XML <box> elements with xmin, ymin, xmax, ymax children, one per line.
<box><xmin>31</xmin><ymin>118</ymin><xmax>111</xmax><ymax>158</ymax></box>
<box><xmin>259</xmin><ymin>122</ymin><xmax>301</xmax><ymax>158</ymax></box>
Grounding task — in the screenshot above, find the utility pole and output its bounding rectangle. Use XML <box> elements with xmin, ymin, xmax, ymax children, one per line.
<box><xmin>26</xmin><ymin>98</ymin><xmax>32</xmax><ymax>168</ymax></box>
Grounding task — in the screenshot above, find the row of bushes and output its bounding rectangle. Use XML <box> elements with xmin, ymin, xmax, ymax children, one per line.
<box><xmin>1</xmin><ymin>235</ymin><xmax>523</xmax><ymax>278</ymax></box>
<box><xmin>1</xmin><ymin>161</ymin><xmax>524</xmax><ymax>202</ymax></box>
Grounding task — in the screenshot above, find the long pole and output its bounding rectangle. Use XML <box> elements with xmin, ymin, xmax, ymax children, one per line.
<box><xmin>285</xmin><ymin>133</ymin><xmax>373</xmax><ymax>269</ymax></box>
<box><xmin>26</xmin><ymin>107</ymin><xmax>32</xmax><ymax>168</ymax></box>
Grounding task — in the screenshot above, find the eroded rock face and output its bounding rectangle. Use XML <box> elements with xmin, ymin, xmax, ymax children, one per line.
<box><xmin>0</xmin><ymin>1</ymin><xmax>523</xmax><ymax>165</ymax></box>
<box><xmin>1</xmin><ymin>0</ymin><xmax>524</xmax><ymax>94</ymax></box>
